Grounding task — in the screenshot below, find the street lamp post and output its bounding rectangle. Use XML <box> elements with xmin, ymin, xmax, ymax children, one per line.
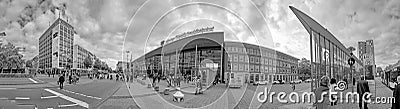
<box><xmin>126</xmin><ymin>51</ymin><xmax>130</xmax><ymax>78</ymax></box>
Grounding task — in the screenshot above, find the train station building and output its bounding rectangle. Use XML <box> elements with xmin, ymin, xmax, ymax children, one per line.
<box><xmin>131</xmin><ymin>27</ymin><xmax>299</xmax><ymax>86</ymax></box>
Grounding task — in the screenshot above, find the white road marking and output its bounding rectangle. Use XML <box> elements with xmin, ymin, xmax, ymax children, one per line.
<box><xmin>47</xmin><ymin>108</ymin><xmax>53</xmax><ymax>109</ymax></box>
<box><xmin>0</xmin><ymin>97</ymin><xmax>8</xmax><ymax>100</ymax></box>
<box><xmin>58</xmin><ymin>104</ymin><xmax>79</xmax><ymax>108</ymax></box>
<box><xmin>63</xmin><ymin>89</ymin><xmax>102</xmax><ymax>100</ymax></box>
<box><xmin>40</xmin><ymin>96</ymin><xmax>58</xmax><ymax>99</ymax></box>
<box><xmin>29</xmin><ymin>78</ymin><xmax>38</xmax><ymax>83</ymax></box>
<box><xmin>15</xmin><ymin>97</ymin><xmax>30</xmax><ymax>100</ymax></box>
<box><xmin>44</xmin><ymin>89</ymin><xmax>89</xmax><ymax>108</ymax></box>
<box><xmin>0</xmin><ymin>88</ymin><xmax>17</xmax><ymax>90</ymax></box>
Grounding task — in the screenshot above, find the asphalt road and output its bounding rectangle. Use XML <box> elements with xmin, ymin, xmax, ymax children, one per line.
<box><xmin>0</xmin><ymin>75</ymin><xmax>122</xmax><ymax>109</ymax></box>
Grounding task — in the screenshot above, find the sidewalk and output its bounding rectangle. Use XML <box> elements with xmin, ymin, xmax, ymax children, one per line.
<box><xmin>110</xmin><ymin>77</ymin><xmax>247</xmax><ymax>109</ymax></box>
<box><xmin>278</xmin><ymin>78</ymin><xmax>394</xmax><ymax>109</ymax></box>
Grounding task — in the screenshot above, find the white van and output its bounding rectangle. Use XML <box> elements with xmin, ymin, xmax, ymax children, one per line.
<box><xmin>229</xmin><ymin>72</ymin><xmax>244</xmax><ymax>88</ymax></box>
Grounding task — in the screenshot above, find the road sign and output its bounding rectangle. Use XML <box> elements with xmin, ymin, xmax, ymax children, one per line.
<box><xmin>348</xmin><ymin>58</ymin><xmax>355</xmax><ymax>66</ymax></box>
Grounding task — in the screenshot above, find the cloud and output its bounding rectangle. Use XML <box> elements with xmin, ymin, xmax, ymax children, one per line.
<box><xmin>2</xmin><ymin>0</ymin><xmax>399</xmax><ymax>69</ymax></box>
<box><xmin>251</xmin><ymin>0</ymin><xmax>400</xmax><ymax>68</ymax></box>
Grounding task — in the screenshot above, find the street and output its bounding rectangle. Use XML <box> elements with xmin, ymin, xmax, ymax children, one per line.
<box><xmin>0</xmin><ymin>75</ymin><xmax>395</xmax><ymax>109</ymax></box>
<box><xmin>0</xmin><ymin>75</ymin><xmax>121</xmax><ymax>109</ymax></box>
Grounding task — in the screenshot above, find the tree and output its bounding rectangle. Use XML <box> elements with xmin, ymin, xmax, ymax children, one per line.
<box><xmin>26</xmin><ymin>60</ymin><xmax>33</xmax><ymax>68</ymax></box>
<box><xmin>0</xmin><ymin>42</ymin><xmax>24</xmax><ymax>69</ymax></box>
<box><xmin>93</xmin><ymin>58</ymin><xmax>101</xmax><ymax>70</ymax></box>
<box><xmin>298</xmin><ymin>58</ymin><xmax>311</xmax><ymax>80</ymax></box>
<box><xmin>83</xmin><ymin>57</ymin><xmax>93</xmax><ymax>69</ymax></box>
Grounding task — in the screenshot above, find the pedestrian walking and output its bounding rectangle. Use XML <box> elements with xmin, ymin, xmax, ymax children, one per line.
<box><xmin>315</xmin><ymin>76</ymin><xmax>330</xmax><ymax>109</ymax></box>
<box><xmin>177</xmin><ymin>76</ymin><xmax>181</xmax><ymax>87</ymax></box>
<box><xmin>330</xmin><ymin>78</ymin><xmax>338</xmax><ymax>106</ymax></box>
<box><xmin>152</xmin><ymin>74</ymin><xmax>157</xmax><ymax>85</ymax></box>
<box><xmin>195</xmin><ymin>76</ymin><xmax>201</xmax><ymax>95</ymax></box>
<box><xmin>292</xmin><ymin>83</ymin><xmax>295</xmax><ymax>91</ymax></box>
<box><xmin>391</xmin><ymin>75</ymin><xmax>400</xmax><ymax>109</ymax></box>
<box><xmin>69</xmin><ymin>74</ymin><xmax>72</xmax><ymax>84</ymax></box>
<box><xmin>157</xmin><ymin>74</ymin><xmax>161</xmax><ymax>83</ymax></box>
<box><xmin>357</xmin><ymin>77</ymin><xmax>370</xmax><ymax>109</ymax></box>
<box><xmin>58</xmin><ymin>74</ymin><xmax>65</xmax><ymax>89</ymax></box>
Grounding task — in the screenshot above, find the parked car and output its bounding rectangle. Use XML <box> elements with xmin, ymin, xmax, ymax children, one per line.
<box><xmin>273</xmin><ymin>80</ymin><xmax>285</xmax><ymax>84</ymax></box>
<box><xmin>290</xmin><ymin>79</ymin><xmax>302</xmax><ymax>84</ymax></box>
<box><xmin>253</xmin><ymin>80</ymin><xmax>268</xmax><ymax>85</ymax></box>
<box><xmin>304</xmin><ymin>79</ymin><xmax>314</xmax><ymax>83</ymax></box>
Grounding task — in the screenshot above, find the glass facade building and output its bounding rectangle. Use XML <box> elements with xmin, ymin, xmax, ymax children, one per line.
<box><xmin>132</xmin><ymin>32</ymin><xmax>299</xmax><ymax>87</ymax></box>
<box><xmin>290</xmin><ymin>6</ymin><xmax>364</xmax><ymax>90</ymax></box>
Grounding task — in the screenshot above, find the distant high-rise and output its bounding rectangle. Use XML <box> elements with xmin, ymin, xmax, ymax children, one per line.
<box><xmin>38</xmin><ymin>18</ymin><xmax>74</xmax><ymax>74</ymax></box>
<box><xmin>358</xmin><ymin>39</ymin><xmax>375</xmax><ymax>79</ymax></box>
<box><xmin>358</xmin><ymin>40</ymin><xmax>375</xmax><ymax>65</ymax></box>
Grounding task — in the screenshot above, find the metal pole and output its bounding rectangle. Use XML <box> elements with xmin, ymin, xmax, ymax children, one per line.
<box><xmin>219</xmin><ymin>43</ymin><xmax>224</xmax><ymax>83</ymax></box>
<box><xmin>175</xmin><ymin>49</ymin><xmax>178</xmax><ymax>77</ymax></box>
<box><xmin>351</xmin><ymin>65</ymin><xmax>353</xmax><ymax>92</ymax></box>
<box><xmin>309</xmin><ymin>31</ymin><xmax>314</xmax><ymax>91</ymax></box>
<box><xmin>194</xmin><ymin>45</ymin><xmax>197</xmax><ymax>80</ymax></box>
<box><xmin>126</xmin><ymin>52</ymin><xmax>128</xmax><ymax>76</ymax></box>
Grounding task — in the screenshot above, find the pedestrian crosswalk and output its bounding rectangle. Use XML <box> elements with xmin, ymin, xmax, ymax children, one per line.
<box><xmin>44</xmin><ymin>88</ymin><xmax>89</xmax><ymax>108</ymax></box>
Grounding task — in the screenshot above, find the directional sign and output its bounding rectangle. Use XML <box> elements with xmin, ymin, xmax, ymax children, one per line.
<box><xmin>348</xmin><ymin>58</ymin><xmax>355</xmax><ymax>66</ymax></box>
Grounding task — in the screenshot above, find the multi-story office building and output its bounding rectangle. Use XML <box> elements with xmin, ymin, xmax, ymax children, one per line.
<box><xmin>224</xmin><ymin>42</ymin><xmax>299</xmax><ymax>83</ymax></box>
<box><xmin>131</xmin><ymin>29</ymin><xmax>299</xmax><ymax>87</ymax></box>
<box><xmin>358</xmin><ymin>40</ymin><xmax>376</xmax><ymax>79</ymax></box>
<box><xmin>290</xmin><ymin>6</ymin><xmax>364</xmax><ymax>90</ymax></box>
<box><xmin>72</xmin><ymin>45</ymin><xmax>96</xmax><ymax>74</ymax></box>
<box><xmin>38</xmin><ymin>18</ymin><xmax>74</xmax><ymax>74</ymax></box>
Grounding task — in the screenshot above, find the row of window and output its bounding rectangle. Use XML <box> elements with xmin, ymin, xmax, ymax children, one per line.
<box><xmin>225</xmin><ymin>46</ymin><xmax>298</xmax><ymax>63</ymax></box>
<box><xmin>226</xmin><ymin>63</ymin><xmax>295</xmax><ymax>73</ymax></box>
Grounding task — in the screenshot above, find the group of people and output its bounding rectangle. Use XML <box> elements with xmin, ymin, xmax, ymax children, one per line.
<box><xmin>314</xmin><ymin>76</ymin><xmax>383</xmax><ymax>109</ymax></box>
<box><xmin>57</xmin><ymin>72</ymin><xmax>80</xmax><ymax>89</ymax></box>
<box><xmin>314</xmin><ymin>76</ymin><xmax>344</xmax><ymax>109</ymax></box>
<box><xmin>165</xmin><ymin>75</ymin><xmax>181</xmax><ymax>87</ymax></box>
<box><xmin>145</xmin><ymin>73</ymin><xmax>205</xmax><ymax>94</ymax></box>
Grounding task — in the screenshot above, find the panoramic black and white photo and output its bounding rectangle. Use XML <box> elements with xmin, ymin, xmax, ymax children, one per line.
<box><xmin>0</xmin><ymin>0</ymin><xmax>400</xmax><ymax>109</ymax></box>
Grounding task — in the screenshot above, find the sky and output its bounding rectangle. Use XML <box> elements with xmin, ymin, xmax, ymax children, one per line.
<box><xmin>0</xmin><ymin>0</ymin><xmax>399</xmax><ymax>69</ymax></box>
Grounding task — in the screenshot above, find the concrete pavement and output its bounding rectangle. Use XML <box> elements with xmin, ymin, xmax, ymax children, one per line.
<box><xmin>102</xmin><ymin>77</ymin><xmax>248</xmax><ymax>109</ymax></box>
<box><xmin>266</xmin><ymin>78</ymin><xmax>394</xmax><ymax>109</ymax></box>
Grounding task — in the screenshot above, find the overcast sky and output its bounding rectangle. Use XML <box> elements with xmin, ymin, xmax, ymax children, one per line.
<box><xmin>1</xmin><ymin>0</ymin><xmax>399</xmax><ymax>69</ymax></box>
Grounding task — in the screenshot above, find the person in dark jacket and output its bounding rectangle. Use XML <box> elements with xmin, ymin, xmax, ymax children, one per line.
<box><xmin>315</xmin><ymin>76</ymin><xmax>330</xmax><ymax>109</ymax></box>
<box><xmin>68</xmin><ymin>74</ymin><xmax>72</xmax><ymax>84</ymax></box>
<box><xmin>58</xmin><ymin>74</ymin><xmax>65</xmax><ymax>89</ymax></box>
<box><xmin>392</xmin><ymin>76</ymin><xmax>400</xmax><ymax>109</ymax></box>
<box><xmin>157</xmin><ymin>74</ymin><xmax>161</xmax><ymax>83</ymax></box>
<box><xmin>357</xmin><ymin>77</ymin><xmax>370</xmax><ymax>109</ymax></box>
